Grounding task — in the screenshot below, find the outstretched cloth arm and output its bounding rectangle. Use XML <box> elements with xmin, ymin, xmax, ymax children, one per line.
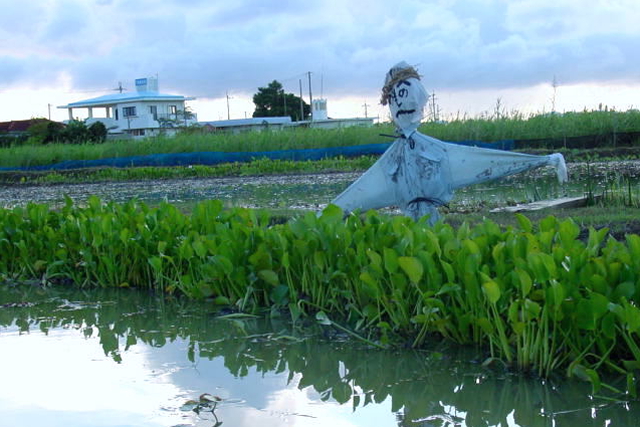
<box><xmin>416</xmin><ymin>134</ymin><xmax>568</xmax><ymax>189</ymax></box>
<box><xmin>330</xmin><ymin>141</ymin><xmax>402</xmax><ymax>213</ymax></box>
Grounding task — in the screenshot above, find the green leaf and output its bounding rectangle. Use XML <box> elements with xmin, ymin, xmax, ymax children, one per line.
<box><xmin>366</xmin><ymin>249</ymin><xmax>382</xmax><ymax>267</ymax></box>
<box><xmin>516</xmin><ymin>268</ymin><xmax>532</xmax><ymax>296</ymax></box>
<box><xmin>476</xmin><ymin>317</ymin><xmax>494</xmax><ymax>334</ymax></box>
<box><xmin>523</xmin><ymin>299</ymin><xmax>541</xmax><ymax>320</ymax></box>
<box><xmin>258</xmin><ymin>269</ymin><xmax>279</xmax><ymax>286</ymax></box>
<box><xmin>569</xmin><ymin>363</ymin><xmax>601</xmax><ymax>394</ymax></box>
<box><xmin>508</xmin><ymin>301</ymin><xmax>521</xmax><ymax>323</ymax></box>
<box><xmin>316</xmin><ymin>311</ymin><xmax>332</xmax><ymax>325</ymax></box>
<box><xmin>360</xmin><ymin>271</ymin><xmax>378</xmax><ymax>288</ymax></box>
<box><xmin>627</xmin><ymin>234</ymin><xmax>640</xmax><ymax>260</ymax></box>
<box><xmin>463</xmin><ymin>239</ymin><xmax>480</xmax><ymax>256</ymax></box>
<box><xmin>148</xmin><ymin>256</ymin><xmax>162</xmax><ymax>272</ymax></box>
<box><xmin>512</xmin><ymin>321</ymin><xmax>526</xmax><ymax>334</ymax></box>
<box><xmin>614</xmin><ymin>281</ymin><xmax>636</xmax><ymax>301</ymax></box>
<box><xmin>576</xmin><ymin>298</ymin><xmax>596</xmax><ymax>330</ymax></box>
<box><xmin>558</xmin><ymin>219</ymin><xmax>580</xmax><ymax>247</ymax></box>
<box><xmin>482</xmin><ymin>281</ymin><xmax>501</xmax><ymax>304</ymax></box>
<box><xmin>436</xmin><ymin>282</ymin><xmax>460</xmax><ymax>296</ymax></box>
<box><xmin>192</xmin><ymin>240</ymin><xmax>207</xmax><ymax>258</ymax></box>
<box><xmin>540</xmin><ymin>215</ymin><xmax>558</xmax><ymax>233</ymax></box>
<box><xmin>590</xmin><ymin>293</ymin><xmax>609</xmax><ymax>319</ymax></box>
<box><xmin>546</xmin><ymin>280</ymin><xmax>566</xmax><ymax>309</ymax></box>
<box><xmin>213</xmin><ymin>296</ymin><xmax>231</xmax><ymax>305</ymax></box>
<box><xmin>383</xmin><ymin>247</ymin><xmax>399</xmax><ymax>274</ymax></box>
<box><xmin>214</xmin><ymin>255</ymin><xmax>233</xmax><ymax>275</ymax></box>
<box><xmin>270</xmin><ymin>284</ymin><xmax>289</xmax><ymax>305</ymax></box>
<box><xmin>625</xmin><ymin>302</ymin><xmax>640</xmax><ymax>333</ymax></box>
<box><xmin>320</xmin><ymin>204</ymin><xmax>344</xmax><ymax>221</ymax></box>
<box><xmin>314</xmin><ymin>251</ymin><xmax>326</xmax><ymax>270</ymax></box>
<box><xmin>398</xmin><ymin>256</ymin><xmax>423</xmax><ymax>284</ymax></box>
<box><xmin>516</xmin><ymin>214</ymin><xmax>533</xmax><ymax>233</ymax></box>
<box><xmin>602</xmin><ymin>312</ymin><xmax>616</xmax><ymax>339</ymax></box>
<box><xmin>441</xmin><ymin>261</ymin><xmax>455</xmax><ymax>283</ymax></box>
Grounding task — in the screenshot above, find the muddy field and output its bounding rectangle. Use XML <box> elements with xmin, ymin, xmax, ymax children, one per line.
<box><xmin>1</xmin><ymin>161</ymin><xmax>639</xmax><ymax>215</ymax></box>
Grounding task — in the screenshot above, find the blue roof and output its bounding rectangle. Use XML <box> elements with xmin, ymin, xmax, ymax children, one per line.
<box><xmin>59</xmin><ymin>91</ymin><xmax>193</xmax><ymax>108</ymax></box>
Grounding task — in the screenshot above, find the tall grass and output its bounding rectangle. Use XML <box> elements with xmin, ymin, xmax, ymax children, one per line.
<box><xmin>0</xmin><ymin>125</ymin><xmax>393</xmax><ymax>168</ymax></box>
<box><xmin>421</xmin><ymin>108</ymin><xmax>640</xmax><ymax>142</ymax></box>
<box><xmin>0</xmin><ymin>109</ymin><xmax>638</xmax><ymax>168</ymax></box>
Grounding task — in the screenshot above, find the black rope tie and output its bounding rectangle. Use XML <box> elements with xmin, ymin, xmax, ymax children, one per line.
<box><xmin>408</xmin><ymin>197</ymin><xmax>450</xmax><ymax>209</ymax></box>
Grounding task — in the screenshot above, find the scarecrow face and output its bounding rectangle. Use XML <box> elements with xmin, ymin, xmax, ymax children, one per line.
<box><xmin>388</xmin><ymin>77</ymin><xmax>427</xmax><ymax>135</ymax></box>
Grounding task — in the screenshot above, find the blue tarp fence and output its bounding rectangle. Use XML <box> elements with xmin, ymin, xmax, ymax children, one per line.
<box><xmin>0</xmin><ymin>139</ymin><xmax>514</xmax><ymax>172</ymax></box>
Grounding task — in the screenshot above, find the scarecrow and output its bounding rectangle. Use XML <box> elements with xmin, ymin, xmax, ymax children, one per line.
<box><xmin>330</xmin><ymin>61</ymin><xmax>568</xmax><ymax>224</ymax></box>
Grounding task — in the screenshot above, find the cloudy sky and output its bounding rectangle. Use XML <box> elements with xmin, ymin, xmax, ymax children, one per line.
<box><xmin>1</xmin><ymin>0</ymin><xmax>638</xmax><ymax>123</ymax></box>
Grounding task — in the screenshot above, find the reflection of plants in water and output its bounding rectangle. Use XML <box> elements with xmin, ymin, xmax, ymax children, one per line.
<box><xmin>2</xmin><ymin>285</ymin><xmax>638</xmax><ymax>427</ymax></box>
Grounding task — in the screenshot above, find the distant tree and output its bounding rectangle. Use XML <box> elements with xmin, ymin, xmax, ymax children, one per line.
<box><xmin>87</xmin><ymin>121</ymin><xmax>107</xmax><ymax>143</ymax></box>
<box><xmin>61</xmin><ymin>120</ymin><xmax>89</xmax><ymax>144</ymax></box>
<box><xmin>27</xmin><ymin>119</ymin><xmax>65</xmax><ymax>144</ymax></box>
<box><xmin>252</xmin><ymin>80</ymin><xmax>310</xmax><ymax>121</ymax></box>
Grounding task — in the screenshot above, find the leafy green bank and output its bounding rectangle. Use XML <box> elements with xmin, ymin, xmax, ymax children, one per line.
<box><xmin>1</xmin><ymin>197</ymin><xmax>640</xmax><ymax>394</ymax></box>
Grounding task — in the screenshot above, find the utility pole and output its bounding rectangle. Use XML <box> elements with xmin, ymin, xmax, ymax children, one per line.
<box><xmin>551</xmin><ymin>75</ymin><xmax>558</xmax><ymax>113</ymax></box>
<box><xmin>47</xmin><ymin>103</ymin><xmax>51</xmax><ymax>120</ymax></box>
<box><xmin>299</xmin><ymin>79</ymin><xmax>304</xmax><ymax>121</ymax></box>
<box><xmin>226</xmin><ymin>91</ymin><xmax>232</xmax><ymax>120</ymax></box>
<box><xmin>283</xmin><ymin>89</ymin><xmax>287</xmax><ymax>116</ymax></box>
<box><xmin>429</xmin><ymin>91</ymin><xmax>440</xmax><ymax>122</ymax></box>
<box><xmin>307</xmin><ymin>71</ymin><xmax>313</xmax><ymax>120</ymax></box>
<box><xmin>362</xmin><ymin>101</ymin><xmax>370</xmax><ymax>118</ymax></box>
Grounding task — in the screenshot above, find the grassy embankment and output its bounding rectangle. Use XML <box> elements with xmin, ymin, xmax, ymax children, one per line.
<box><xmin>0</xmin><ymin>109</ymin><xmax>638</xmax><ymax>185</ymax></box>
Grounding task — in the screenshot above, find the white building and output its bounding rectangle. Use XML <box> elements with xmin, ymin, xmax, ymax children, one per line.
<box><xmin>201</xmin><ymin>99</ymin><xmax>373</xmax><ymax>134</ymax></box>
<box><xmin>200</xmin><ymin>117</ymin><xmax>292</xmax><ymax>134</ymax></box>
<box><xmin>58</xmin><ymin>77</ymin><xmax>196</xmax><ymax>138</ymax></box>
<box><xmin>309</xmin><ymin>98</ymin><xmax>374</xmax><ymax>129</ymax></box>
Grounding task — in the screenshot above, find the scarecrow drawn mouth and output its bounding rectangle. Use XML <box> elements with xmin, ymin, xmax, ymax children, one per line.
<box><xmin>395</xmin><ymin>109</ymin><xmax>416</xmax><ymax>117</ymax></box>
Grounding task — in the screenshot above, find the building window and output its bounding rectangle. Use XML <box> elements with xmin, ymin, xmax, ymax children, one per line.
<box><xmin>129</xmin><ymin>129</ymin><xmax>146</xmax><ymax>136</ymax></box>
<box><xmin>123</xmin><ymin>106</ymin><xmax>137</xmax><ymax>117</ymax></box>
<box><xmin>149</xmin><ymin>105</ymin><xmax>157</xmax><ymax>120</ymax></box>
<box><xmin>169</xmin><ymin>105</ymin><xmax>177</xmax><ymax>115</ymax></box>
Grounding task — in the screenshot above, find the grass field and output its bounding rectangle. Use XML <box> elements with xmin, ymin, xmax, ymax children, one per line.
<box><xmin>0</xmin><ymin>109</ymin><xmax>638</xmax><ymax>169</ymax></box>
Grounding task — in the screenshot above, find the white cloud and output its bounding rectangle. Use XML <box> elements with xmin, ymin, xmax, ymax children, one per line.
<box><xmin>0</xmin><ymin>0</ymin><xmax>638</xmax><ymax>121</ymax></box>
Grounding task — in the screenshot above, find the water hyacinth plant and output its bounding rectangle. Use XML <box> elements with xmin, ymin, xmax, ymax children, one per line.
<box><xmin>1</xmin><ymin>197</ymin><xmax>640</xmax><ymax>394</ymax></box>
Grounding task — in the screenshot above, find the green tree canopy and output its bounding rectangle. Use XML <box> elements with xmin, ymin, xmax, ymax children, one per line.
<box><xmin>252</xmin><ymin>80</ymin><xmax>310</xmax><ymax>122</ymax></box>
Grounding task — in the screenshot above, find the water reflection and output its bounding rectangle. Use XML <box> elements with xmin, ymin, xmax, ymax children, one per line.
<box><xmin>0</xmin><ymin>285</ymin><xmax>638</xmax><ymax>427</ymax></box>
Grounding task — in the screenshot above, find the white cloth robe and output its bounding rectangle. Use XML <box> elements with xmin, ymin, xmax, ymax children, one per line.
<box><xmin>330</xmin><ymin>131</ymin><xmax>568</xmax><ymax>224</ymax></box>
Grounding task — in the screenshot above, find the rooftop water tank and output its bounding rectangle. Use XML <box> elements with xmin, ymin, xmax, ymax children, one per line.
<box><xmin>312</xmin><ymin>99</ymin><xmax>328</xmax><ymax>121</ymax></box>
<box><xmin>135</xmin><ymin>76</ymin><xmax>159</xmax><ymax>93</ymax></box>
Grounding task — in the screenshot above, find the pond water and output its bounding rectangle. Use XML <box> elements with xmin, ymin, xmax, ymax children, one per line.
<box><xmin>1</xmin><ymin>285</ymin><xmax>638</xmax><ymax>427</ymax></box>
<box><xmin>1</xmin><ymin>161</ymin><xmax>639</xmax><ymax>212</ymax></box>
